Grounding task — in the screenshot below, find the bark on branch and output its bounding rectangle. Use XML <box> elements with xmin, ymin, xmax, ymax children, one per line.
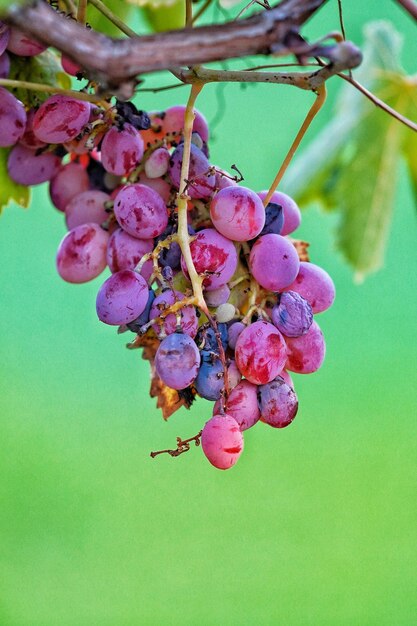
<box><xmin>5</xmin><ymin>0</ymin><xmax>329</xmax><ymax>85</ymax></box>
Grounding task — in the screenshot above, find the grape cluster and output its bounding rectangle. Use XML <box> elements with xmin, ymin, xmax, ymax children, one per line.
<box><xmin>0</xmin><ymin>24</ymin><xmax>335</xmax><ymax>470</ymax></box>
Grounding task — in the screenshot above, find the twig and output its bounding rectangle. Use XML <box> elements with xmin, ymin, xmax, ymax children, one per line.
<box><xmin>150</xmin><ymin>431</ymin><xmax>202</xmax><ymax>458</ymax></box>
<box><xmin>88</xmin><ymin>0</ymin><xmax>137</xmax><ymax>37</ymax></box>
<box><xmin>394</xmin><ymin>0</ymin><xmax>417</xmax><ymax>20</ymax></box>
<box><xmin>185</xmin><ymin>0</ymin><xmax>193</xmax><ymax>26</ymax></box>
<box><xmin>192</xmin><ymin>0</ymin><xmax>213</xmax><ymax>24</ymax></box>
<box><xmin>262</xmin><ymin>84</ymin><xmax>327</xmax><ymax>206</ymax></box>
<box><xmin>76</xmin><ymin>0</ymin><xmax>87</xmax><ymax>24</ymax></box>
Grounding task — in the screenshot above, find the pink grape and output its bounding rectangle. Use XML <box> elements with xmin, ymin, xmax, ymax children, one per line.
<box><xmin>235</xmin><ymin>320</ymin><xmax>287</xmax><ymax>385</ymax></box>
<box><xmin>210</xmin><ymin>186</ymin><xmax>265</xmax><ymax>241</ymax></box>
<box><xmin>144</xmin><ymin>147</ymin><xmax>170</xmax><ymax>178</ymax></box>
<box><xmin>258</xmin><ymin>377</ymin><xmax>298</xmax><ymax>428</ymax></box>
<box><xmin>20</xmin><ymin>108</ymin><xmax>47</xmax><ymax>150</ymax></box>
<box><xmin>227</xmin><ymin>321</ymin><xmax>246</xmax><ymax>350</ymax></box>
<box><xmin>181</xmin><ymin>228</ymin><xmax>238</xmax><ymax>291</ymax></box>
<box><xmin>114</xmin><ymin>183</ymin><xmax>168</xmax><ymax>239</ymax></box>
<box><xmin>101</xmin><ymin>124</ymin><xmax>144</xmax><ymax>176</ymax></box>
<box><xmin>49</xmin><ymin>162</ymin><xmax>89</xmax><ymax>212</ymax></box>
<box><xmin>201</xmin><ymin>415</ymin><xmax>243</xmax><ymax>470</ymax></box>
<box><xmin>0</xmin><ymin>87</ymin><xmax>27</xmax><ymax>147</ymax></box>
<box><xmin>213</xmin><ymin>380</ymin><xmax>260</xmax><ymax>431</ymax></box>
<box><xmin>96</xmin><ymin>269</ymin><xmax>148</xmax><ymax>326</ymax></box>
<box><xmin>228</xmin><ymin>360</ymin><xmax>242</xmax><ymax>389</ymax></box>
<box><xmin>155</xmin><ymin>333</ymin><xmax>200</xmax><ymax>389</ymax></box>
<box><xmin>204</xmin><ymin>284</ymin><xmax>231</xmax><ymax>307</ymax></box>
<box><xmin>169</xmin><ymin>143</ymin><xmax>215</xmax><ymax>199</ymax></box>
<box><xmin>257</xmin><ymin>190</ymin><xmax>301</xmax><ymax>236</ymax></box>
<box><xmin>56</xmin><ymin>223</ymin><xmax>109</xmax><ymax>284</ymax></box>
<box><xmin>280</xmin><ymin>370</ymin><xmax>294</xmax><ymax>388</ymax></box>
<box><xmin>271</xmin><ymin>291</ymin><xmax>313</xmax><ymax>337</ymax></box>
<box><xmin>33</xmin><ymin>95</ymin><xmax>91</xmax><ymax>144</ymax></box>
<box><xmin>61</xmin><ymin>54</ymin><xmax>82</xmax><ymax>77</ymax></box>
<box><xmin>284</xmin><ymin>261</ymin><xmax>336</xmax><ymax>313</ymax></box>
<box><xmin>285</xmin><ymin>320</ymin><xmax>326</xmax><ymax>374</ymax></box>
<box><xmin>249</xmin><ymin>234</ymin><xmax>300</xmax><ymax>292</ymax></box>
<box><xmin>137</xmin><ymin>173</ymin><xmax>171</xmax><ymax>203</ymax></box>
<box><xmin>65</xmin><ymin>190</ymin><xmax>110</xmax><ymax>230</ymax></box>
<box><xmin>0</xmin><ymin>52</ymin><xmax>10</xmax><ymax>77</ymax></box>
<box><xmin>8</xmin><ymin>144</ymin><xmax>61</xmax><ymax>185</ymax></box>
<box><xmin>6</xmin><ymin>27</ymin><xmax>46</xmax><ymax>56</ymax></box>
<box><xmin>161</xmin><ymin>105</ymin><xmax>209</xmax><ymax>143</ymax></box>
<box><xmin>214</xmin><ymin>167</ymin><xmax>238</xmax><ymax>190</ymax></box>
<box><xmin>150</xmin><ymin>289</ymin><xmax>198</xmax><ymax>337</ymax></box>
<box><xmin>107</xmin><ymin>228</ymin><xmax>153</xmax><ymax>279</ymax></box>
<box><xmin>0</xmin><ymin>22</ymin><xmax>9</xmax><ymax>56</ymax></box>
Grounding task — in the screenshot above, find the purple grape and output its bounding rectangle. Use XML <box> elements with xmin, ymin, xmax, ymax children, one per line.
<box><xmin>6</xmin><ymin>27</ymin><xmax>46</xmax><ymax>56</ymax></box>
<box><xmin>257</xmin><ymin>190</ymin><xmax>301</xmax><ymax>235</ymax></box>
<box><xmin>181</xmin><ymin>228</ymin><xmax>238</xmax><ymax>291</ymax></box>
<box><xmin>195</xmin><ymin>323</ymin><xmax>228</xmax><ymax>353</ymax></box>
<box><xmin>194</xmin><ymin>350</ymin><xmax>225</xmax><ymax>401</ymax></box>
<box><xmin>137</xmin><ymin>173</ymin><xmax>171</xmax><ymax>204</ymax></box>
<box><xmin>213</xmin><ymin>379</ymin><xmax>260</xmax><ymax>431</ymax></box>
<box><xmin>107</xmin><ymin>228</ymin><xmax>153</xmax><ymax>280</ymax></box>
<box><xmin>249</xmin><ymin>234</ymin><xmax>300</xmax><ymax>292</ymax></box>
<box><xmin>101</xmin><ymin>124</ymin><xmax>144</xmax><ymax>176</ymax></box>
<box><xmin>210</xmin><ymin>186</ymin><xmax>265</xmax><ymax>241</ymax></box>
<box><xmin>0</xmin><ymin>22</ymin><xmax>9</xmax><ymax>56</ymax></box>
<box><xmin>227</xmin><ymin>321</ymin><xmax>246</xmax><ymax>350</ymax></box>
<box><xmin>204</xmin><ymin>284</ymin><xmax>231</xmax><ymax>307</ymax></box>
<box><xmin>126</xmin><ymin>289</ymin><xmax>155</xmax><ymax>332</ymax></box>
<box><xmin>49</xmin><ymin>162</ymin><xmax>90</xmax><ymax>212</ymax></box>
<box><xmin>113</xmin><ymin>183</ymin><xmax>168</xmax><ymax>239</ymax></box>
<box><xmin>169</xmin><ymin>143</ymin><xmax>215</xmax><ymax>199</ymax></box>
<box><xmin>155</xmin><ymin>333</ymin><xmax>201</xmax><ymax>390</ymax></box>
<box><xmin>20</xmin><ymin>108</ymin><xmax>47</xmax><ymax>150</ymax></box>
<box><xmin>56</xmin><ymin>223</ymin><xmax>109</xmax><ymax>284</ymax></box>
<box><xmin>271</xmin><ymin>291</ymin><xmax>313</xmax><ymax>337</ymax></box>
<box><xmin>65</xmin><ymin>190</ymin><xmax>110</xmax><ymax>230</ymax></box>
<box><xmin>0</xmin><ymin>52</ymin><xmax>10</xmax><ymax>78</ymax></box>
<box><xmin>33</xmin><ymin>95</ymin><xmax>91</xmax><ymax>144</ymax></box>
<box><xmin>201</xmin><ymin>415</ymin><xmax>243</xmax><ymax>470</ymax></box>
<box><xmin>285</xmin><ymin>320</ymin><xmax>326</xmax><ymax>374</ymax></box>
<box><xmin>280</xmin><ymin>369</ymin><xmax>294</xmax><ymax>388</ymax></box>
<box><xmin>0</xmin><ymin>87</ymin><xmax>27</xmax><ymax>147</ymax></box>
<box><xmin>228</xmin><ymin>360</ymin><xmax>242</xmax><ymax>389</ymax></box>
<box><xmin>259</xmin><ymin>202</ymin><xmax>284</xmax><ymax>236</ymax></box>
<box><xmin>235</xmin><ymin>320</ymin><xmax>287</xmax><ymax>385</ymax></box>
<box><xmin>284</xmin><ymin>262</ymin><xmax>336</xmax><ymax>313</ymax></box>
<box><xmin>258</xmin><ymin>376</ymin><xmax>298</xmax><ymax>428</ymax></box>
<box><xmin>150</xmin><ymin>289</ymin><xmax>198</xmax><ymax>337</ymax></box>
<box><xmin>96</xmin><ymin>269</ymin><xmax>148</xmax><ymax>326</ymax></box>
<box><xmin>8</xmin><ymin>144</ymin><xmax>61</xmax><ymax>185</ymax></box>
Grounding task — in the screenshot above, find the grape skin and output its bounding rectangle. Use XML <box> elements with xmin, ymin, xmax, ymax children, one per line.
<box><xmin>284</xmin><ymin>262</ymin><xmax>336</xmax><ymax>313</ymax></box>
<box><xmin>0</xmin><ymin>51</ymin><xmax>10</xmax><ymax>78</ymax></box>
<box><xmin>194</xmin><ymin>351</ymin><xmax>225</xmax><ymax>401</ymax></box>
<box><xmin>0</xmin><ymin>87</ymin><xmax>27</xmax><ymax>147</ymax></box>
<box><xmin>258</xmin><ymin>376</ymin><xmax>298</xmax><ymax>428</ymax></box>
<box><xmin>0</xmin><ymin>21</ymin><xmax>9</xmax><ymax>56</ymax></box>
<box><xmin>8</xmin><ymin>144</ymin><xmax>61</xmax><ymax>185</ymax></box>
<box><xmin>161</xmin><ymin>105</ymin><xmax>209</xmax><ymax>143</ymax></box>
<box><xmin>6</xmin><ymin>27</ymin><xmax>46</xmax><ymax>56</ymax></box>
<box><xmin>213</xmin><ymin>380</ymin><xmax>260</xmax><ymax>431</ymax></box>
<box><xmin>271</xmin><ymin>291</ymin><xmax>313</xmax><ymax>337</ymax></box>
<box><xmin>257</xmin><ymin>190</ymin><xmax>301</xmax><ymax>236</ymax></box>
<box><xmin>285</xmin><ymin>320</ymin><xmax>326</xmax><ymax>374</ymax></box>
<box><xmin>210</xmin><ymin>186</ymin><xmax>265</xmax><ymax>242</ymax></box>
<box><xmin>155</xmin><ymin>333</ymin><xmax>201</xmax><ymax>390</ymax></box>
<box><xmin>114</xmin><ymin>183</ymin><xmax>168</xmax><ymax>239</ymax></box>
<box><xmin>181</xmin><ymin>228</ymin><xmax>238</xmax><ymax>291</ymax></box>
<box><xmin>235</xmin><ymin>320</ymin><xmax>287</xmax><ymax>385</ymax></box>
<box><xmin>56</xmin><ymin>223</ymin><xmax>109</xmax><ymax>284</ymax></box>
<box><xmin>96</xmin><ymin>269</ymin><xmax>149</xmax><ymax>326</ymax></box>
<box><xmin>33</xmin><ymin>95</ymin><xmax>91</xmax><ymax>144</ymax></box>
<box><xmin>150</xmin><ymin>289</ymin><xmax>198</xmax><ymax>337</ymax></box>
<box><xmin>169</xmin><ymin>143</ymin><xmax>215</xmax><ymax>199</ymax></box>
<box><xmin>249</xmin><ymin>233</ymin><xmax>300</xmax><ymax>292</ymax></box>
<box><xmin>107</xmin><ymin>228</ymin><xmax>154</xmax><ymax>280</ymax></box>
<box><xmin>227</xmin><ymin>321</ymin><xmax>246</xmax><ymax>350</ymax></box>
<box><xmin>49</xmin><ymin>163</ymin><xmax>90</xmax><ymax>213</ymax></box>
<box><xmin>101</xmin><ymin>124</ymin><xmax>144</xmax><ymax>176</ymax></box>
<box><xmin>144</xmin><ymin>147</ymin><xmax>170</xmax><ymax>179</ymax></box>
<box><xmin>65</xmin><ymin>190</ymin><xmax>110</xmax><ymax>230</ymax></box>
<box><xmin>201</xmin><ymin>415</ymin><xmax>243</xmax><ymax>470</ymax></box>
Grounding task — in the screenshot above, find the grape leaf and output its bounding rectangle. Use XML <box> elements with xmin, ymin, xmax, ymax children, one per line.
<box><xmin>0</xmin><ymin>148</ymin><xmax>31</xmax><ymax>214</ymax></box>
<box><xmin>87</xmin><ymin>0</ymin><xmax>132</xmax><ymax>37</ymax></box>
<box><xmin>8</xmin><ymin>50</ymin><xmax>71</xmax><ymax>107</ymax></box>
<box><xmin>140</xmin><ymin>0</ymin><xmax>185</xmax><ymax>32</ymax></box>
<box><xmin>285</xmin><ymin>21</ymin><xmax>417</xmax><ymax>279</ymax></box>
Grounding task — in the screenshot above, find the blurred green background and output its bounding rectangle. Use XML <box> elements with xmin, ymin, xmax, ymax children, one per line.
<box><xmin>1</xmin><ymin>1</ymin><xmax>417</xmax><ymax>624</ymax></box>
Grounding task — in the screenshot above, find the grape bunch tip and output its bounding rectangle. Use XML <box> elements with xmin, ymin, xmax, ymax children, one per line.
<box><xmin>0</xmin><ymin>23</ymin><xmax>336</xmax><ymax>470</ymax></box>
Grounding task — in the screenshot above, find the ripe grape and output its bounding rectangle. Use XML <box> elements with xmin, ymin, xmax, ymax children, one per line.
<box><xmin>210</xmin><ymin>186</ymin><xmax>265</xmax><ymax>241</ymax></box>
<box><xmin>96</xmin><ymin>269</ymin><xmax>148</xmax><ymax>326</ymax></box>
<box><xmin>150</xmin><ymin>289</ymin><xmax>198</xmax><ymax>337</ymax></box>
<box><xmin>20</xmin><ymin>108</ymin><xmax>47</xmax><ymax>150</ymax></box>
<box><xmin>195</xmin><ymin>323</ymin><xmax>228</xmax><ymax>352</ymax></box>
<box><xmin>204</xmin><ymin>284</ymin><xmax>231</xmax><ymax>308</ymax></box>
<box><xmin>257</xmin><ymin>190</ymin><xmax>301</xmax><ymax>235</ymax></box>
<box><xmin>0</xmin><ymin>87</ymin><xmax>27</xmax><ymax>147</ymax></box>
<box><xmin>136</xmin><ymin>172</ymin><xmax>171</xmax><ymax>204</ymax></box>
<box><xmin>181</xmin><ymin>228</ymin><xmax>238</xmax><ymax>290</ymax></box>
<box><xmin>161</xmin><ymin>105</ymin><xmax>209</xmax><ymax>143</ymax></box>
<box><xmin>113</xmin><ymin>183</ymin><xmax>168</xmax><ymax>239</ymax></box>
<box><xmin>0</xmin><ymin>21</ymin><xmax>9</xmax><ymax>56</ymax></box>
<box><xmin>194</xmin><ymin>351</ymin><xmax>225</xmax><ymax>401</ymax></box>
<box><xmin>213</xmin><ymin>380</ymin><xmax>260</xmax><ymax>431</ymax></box>
<box><xmin>0</xmin><ymin>52</ymin><xmax>10</xmax><ymax>78</ymax></box>
<box><xmin>169</xmin><ymin>143</ymin><xmax>215</xmax><ymax>199</ymax></box>
<box><xmin>56</xmin><ymin>223</ymin><xmax>109</xmax><ymax>284</ymax></box>
<box><xmin>144</xmin><ymin>147</ymin><xmax>170</xmax><ymax>178</ymax></box>
<box><xmin>65</xmin><ymin>190</ymin><xmax>110</xmax><ymax>230</ymax></box>
<box><xmin>215</xmin><ymin>303</ymin><xmax>236</xmax><ymax>323</ymax></box>
<box><xmin>271</xmin><ymin>291</ymin><xmax>313</xmax><ymax>337</ymax></box>
<box><xmin>259</xmin><ymin>202</ymin><xmax>284</xmax><ymax>236</ymax></box>
<box><xmin>279</xmin><ymin>369</ymin><xmax>294</xmax><ymax>388</ymax></box>
<box><xmin>249</xmin><ymin>233</ymin><xmax>300</xmax><ymax>292</ymax></box>
<box><xmin>214</xmin><ymin>167</ymin><xmax>238</xmax><ymax>190</ymax></box>
<box><xmin>201</xmin><ymin>415</ymin><xmax>243</xmax><ymax>470</ymax></box>
<box><xmin>6</xmin><ymin>27</ymin><xmax>46</xmax><ymax>56</ymax></box>
<box><xmin>284</xmin><ymin>262</ymin><xmax>336</xmax><ymax>313</ymax></box>
<box><xmin>228</xmin><ymin>360</ymin><xmax>242</xmax><ymax>389</ymax></box>
<box><xmin>33</xmin><ymin>95</ymin><xmax>91</xmax><ymax>144</ymax></box>
<box><xmin>49</xmin><ymin>162</ymin><xmax>90</xmax><ymax>212</ymax></box>
<box><xmin>235</xmin><ymin>320</ymin><xmax>287</xmax><ymax>385</ymax></box>
<box><xmin>8</xmin><ymin>144</ymin><xmax>61</xmax><ymax>185</ymax></box>
<box><xmin>61</xmin><ymin>54</ymin><xmax>82</xmax><ymax>77</ymax></box>
<box><xmin>107</xmin><ymin>228</ymin><xmax>153</xmax><ymax>280</ymax></box>
<box><xmin>258</xmin><ymin>377</ymin><xmax>298</xmax><ymax>428</ymax></box>
<box><xmin>285</xmin><ymin>320</ymin><xmax>326</xmax><ymax>373</ymax></box>
<box><xmin>227</xmin><ymin>321</ymin><xmax>246</xmax><ymax>350</ymax></box>
<box><xmin>155</xmin><ymin>333</ymin><xmax>200</xmax><ymax>389</ymax></box>
<box><xmin>127</xmin><ymin>288</ymin><xmax>156</xmax><ymax>332</ymax></box>
<box><xmin>101</xmin><ymin>124</ymin><xmax>144</xmax><ymax>176</ymax></box>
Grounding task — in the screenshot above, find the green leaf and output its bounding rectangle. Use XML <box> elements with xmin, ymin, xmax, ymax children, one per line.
<box><xmin>285</xmin><ymin>21</ymin><xmax>417</xmax><ymax>279</ymax></box>
<box><xmin>87</xmin><ymin>0</ymin><xmax>132</xmax><ymax>36</ymax></box>
<box><xmin>0</xmin><ymin>148</ymin><xmax>31</xmax><ymax>214</ymax></box>
<box><xmin>8</xmin><ymin>50</ymin><xmax>71</xmax><ymax>107</ymax></box>
<box><xmin>403</xmin><ymin>122</ymin><xmax>417</xmax><ymax>209</ymax></box>
<box><xmin>0</xmin><ymin>0</ymin><xmax>28</xmax><ymax>16</ymax></box>
<box><xmin>141</xmin><ymin>0</ymin><xmax>185</xmax><ymax>32</ymax></box>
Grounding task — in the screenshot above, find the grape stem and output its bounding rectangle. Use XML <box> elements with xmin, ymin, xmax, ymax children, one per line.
<box><xmin>150</xmin><ymin>431</ymin><xmax>202</xmax><ymax>458</ymax></box>
<box><xmin>87</xmin><ymin>0</ymin><xmax>138</xmax><ymax>38</ymax></box>
<box><xmin>76</xmin><ymin>0</ymin><xmax>87</xmax><ymax>24</ymax></box>
<box><xmin>262</xmin><ymin>84</ymin><xmax>327</xmax><ymax>206</ymax></box>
